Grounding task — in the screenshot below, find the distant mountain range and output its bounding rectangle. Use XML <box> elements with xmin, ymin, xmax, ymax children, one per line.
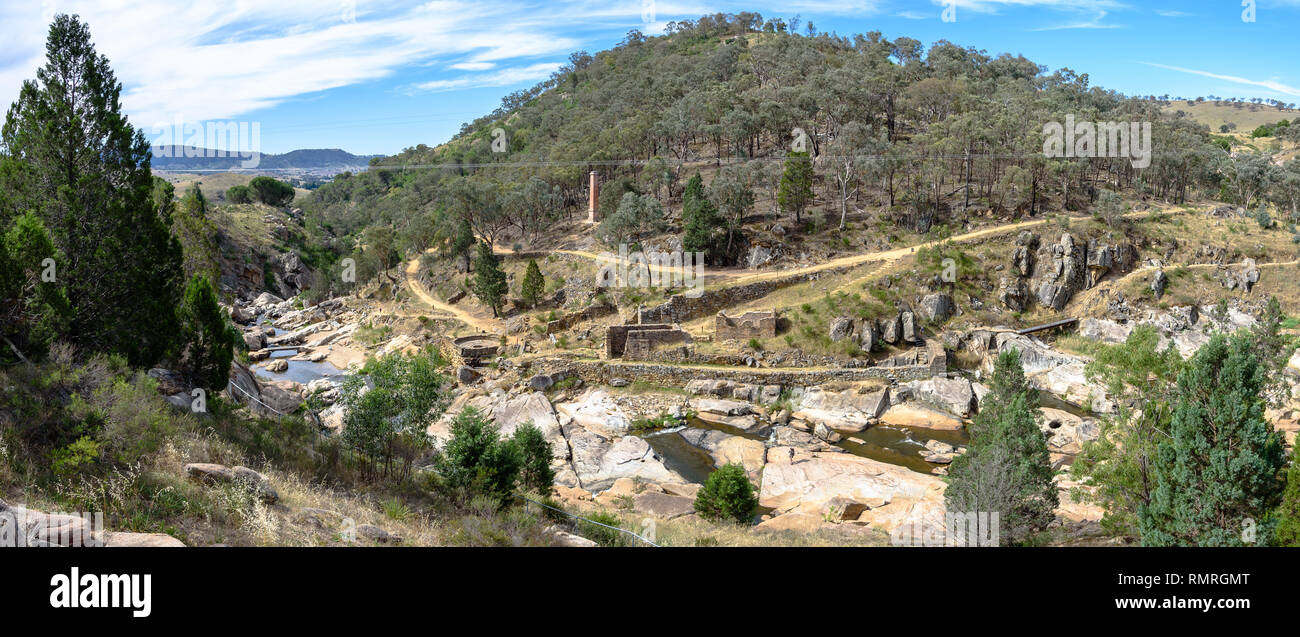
<box><xmin>151</xmin><ymin>147</ymin><xmax>381</xmax><ymax>173</ymax></box>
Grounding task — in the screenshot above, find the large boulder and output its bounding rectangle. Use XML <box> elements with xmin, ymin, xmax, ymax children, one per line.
<box><xmin>492</xmin><ymin>391</ymin><xmax>568</xmax><ymax>460</ymax></box>
<box><xmin>564</xmin><ymin>429</ymin><xmax>683</xmax><ymax>492</ymax></box>
<box><xmin>555</xmin><ymin>389</ymin><xmax>632</xmax><ymax>438</ymax></box>
<box><xmin>456</xmin><ymin>365</ymin><xmax>481</xmax><ymax>384</ymax></box>
<box><xmin>242</xmin><ymin>330</ymin><xmax>266</xmax><ymax>351</ymax></box>
<box><xmin>226</xmin><ymin>362</ymin><xmax>262</xmax><ymax>409</ymax></box>
<box><xmin>712</xmin><ymin>436</ymin><xmax>767</xmax><ymax>475</ymax></box>
<box><xmin>259</xmin><ymin>381</ymin><xmax>304</xmax><ymax>414</ymax></box>
<box><xmin>902</xmin><ymin>377</ymin><xmax>976</xmax><ymax>419</ymax></box>
<box><xmin>1150</xmin><ymin>270</ymin><xmax>1168</xmax><ymax>299</ymax></box>
<box><xmin>1077</xmin><ymin>318</ymin><xmax>1132</xmax><ymax>345</ymax></box>
<box><xmin>693</xmin><ymin>398</ymin><xmax>752</xmax><ymax>417</ymax></box>
<box><xmin>251</xmin><ymin>292</ymin><xmax>285</xmax><ymax>314</ymax></box>
<box><xmin>900</xmin><ymin>311</ymin><xmax>921</xmax><ymax>344</ymax></box>
<box><xmin>147</xmin><ymin>368</ymin><xmax>188</xmax><ymax>395</ymax></box>
<box><xmin>1012</xmin><ymin>231</ymin><xmax>1038</xmax><ymax>276</ymax></box>
<box><xmin>769</xmin><ymin>426</ymin><xmax>839</xmax><ymax>452</ymax></box>
<box><xmin>758</xmin><ymin>452</ymin><xmax>946</xmax><ymax>535</ymax></box>
<box><xmin>998</xmin><ymin>277</ymin><xmax>1030</xmax><ymax>312</ymax></box>
<box><xmin>880</xmin><ymin>315</ymin><xmax>901</xmax><ymax>344</ymax></box>
<box><xmin>527</xmin><ymin>374</ymin><xmax>554</xmax><ymax>392</ymax></box>
<box><xmin>792</xmin><ymin>386</ymin><xmax>891</xmax><ymax>432</ymax></box>
<box><xmin>858</xmin><ymin>319</ymin><xmax>880</xmax><ymax>352</ymax></box>
<box><xmin>829</xmin><ymin>317</ymin><xmax>856</xmax><ymax>342</ymax></box>
<box><xmin>878</xmin><ymin>403</ymin><xmax>964</xmax><ymax>430</ymax></box>
<box><xmin>633</xmin><ymin>493</ymin><xmax>696</xmax><ymax>519</ymax></box>
<box><xmin>184</xmin><ymin>463</ymin><xmax>278</xmax><ymax>504</ymax></box>
<box><xmin>1033</xmin><ymin>233</ymin><xmax>1088</xmax><ymax>311</ymax></box>
<box><xmin>267</xmin><ymin>321</ymin><xmax>329</xmax><ymax>347</ymax></box>
<box><xmin>0</xmin><ymin>500</ymin><xmax>103</xmax><ymax>547</ymax></box>
<box><xmin>919</xmin><ymin>293</ymin><xmax>955</xmax><ymax>324</ymax></box>
<box><xmin>1038</xmin><ymin>408</ymin><xmax>1100</xmax><ymax>456</ymax></box>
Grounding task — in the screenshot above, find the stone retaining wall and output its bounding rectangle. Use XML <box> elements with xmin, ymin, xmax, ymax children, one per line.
<box><xmin>530</xmin><ymin>354</ymin><xmax>941</xmax><ymax>387</ymax></box>
<box><xmin>633</xmin><ymin>268</ymin><xmax>849</xmax><ymax>325</ymax></box>
<box><xmin>545</xmin><ymin>303</ymin><xmax>617</xmax><ymax>334</ymax></box>
<box><xmin>715</xmin><ymin>309</ymin><xmax>777</xmax><ymax>341</ymax></box>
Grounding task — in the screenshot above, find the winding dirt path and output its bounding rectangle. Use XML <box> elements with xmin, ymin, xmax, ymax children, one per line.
<box><xmin>404</xmin><ymin>250</ymin><xmax>502</xmax><ymax>333</ymax></box>
<box><xmin>408</xmin><ymin>207</ymin><xmax>1190</xmax><ymax>332</ymax></box>
<box><xmin>1067</xmin><ymin>257</ymin><xmax>1300</xmax><ymax>313</ymax></box>
<box><xmin>505</xmin><ymin>208</ymin><xmax>1182</xmax><ymax>291</ymax></box>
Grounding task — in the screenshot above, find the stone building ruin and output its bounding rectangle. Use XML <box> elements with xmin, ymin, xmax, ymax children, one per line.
<box><xmin>715</xmin><ymin>309</ymin><xmax>777</xmax><ymax>341</ymax></box>
<box><xmin>605</xmin><ymin>323</ymin><xmax>694</xmax><ymax>360</ymax></box>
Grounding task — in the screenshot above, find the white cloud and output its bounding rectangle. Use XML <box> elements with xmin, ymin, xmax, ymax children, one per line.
<box><xmin>940</xmin><ymin>0</ymin><xmax>1123</xmax><ymax>11</ymax></box>
<box><xmin>1030</xmin><ymin>9</ymin><xmax>1124</xmax><ymax>30</ymax></box>
<box><xmin>932</xmin><ymin>0</ymin><xmax>1127</xmax><ymax>28</ymax></box>
<box><xmin>1141</xmin><ymin>62</ymin><xmax>1300</xmax><ymax>98</ymax></box>
<box><xmin>0</xmin><ymin>0</ymin><xmax>584</xmax><ymax>127</ymax></box>
<box><xmin>450</xmin><ymin>62</ymin><xmax>496</xmax><ymax>71</ymax></box>
<box><xmin>406</xmin><ymin>62</ymin><xmax>562</xmax><ymax>93</ymax></box>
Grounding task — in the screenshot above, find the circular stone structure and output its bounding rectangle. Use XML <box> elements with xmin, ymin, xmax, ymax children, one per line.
<box><xmin>454</xmin><ymin>335</ymin><xmax>500</xmax><ymax>366</ymax></box>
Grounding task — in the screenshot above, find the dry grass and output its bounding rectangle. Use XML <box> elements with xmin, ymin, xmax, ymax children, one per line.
<box><xmin>1160</xmin><ymin>101</ymin><xmax>1297</xmax><ymax>132</ymax></box>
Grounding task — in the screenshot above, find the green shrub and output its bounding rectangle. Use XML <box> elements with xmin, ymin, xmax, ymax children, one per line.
<box><xmin>512</xmin><ymin>422</ymin><xmax>555</xmax><ymax>495</ymax></box>
<box><xmin>225</xmin><ymin>185</ymin><xmax>253</xmax><ymax>204</ymax></box>
<box><xmin>176</xmin><ymin>274</ymin><xmax>239</xmax><ymax>393</ymax></box>
<box><xmin>381</xmin><ymin>498</ymin><xmax>413</xmax><ymax>522</ymax></box>
<box><xmin>340</xmin><ymin>350</ymin><xmax>449</xmax><ymax>478</ymax></box>
<box><xmin>433</xmin><ymin>409</ymin><xmax>557</xmax><ymax>502</ymax></box>
<box><xmin>577</xmin><ymin>511</ymin><xmax>630</xmax><ymax>547</ymax></box>
<box><xmin>694</xmin><ymin>464</ymin><xmax>758</xmax><ymax>524</ymax></box>
<box><xmin>433</xmin><ymin>407</ymin><xmax>519</xmax><ymax>500</ymax></box>
<box><xmin>50</xmin><ymin>436</ymin><xmax>101</xmax><ymax>477</ymax></box>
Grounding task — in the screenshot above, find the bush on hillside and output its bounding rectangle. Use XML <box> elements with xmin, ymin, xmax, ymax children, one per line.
<box><xmin>226</xmin><ymin>184</ymin><xmax>253</xmax><ymax>204</ymax></box>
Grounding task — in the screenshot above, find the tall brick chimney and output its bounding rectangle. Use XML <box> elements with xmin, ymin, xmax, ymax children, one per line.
<box><xmin>587</xmin><ymin>171</ymin><xmax>599</xmax><ymax>223</ymax></box>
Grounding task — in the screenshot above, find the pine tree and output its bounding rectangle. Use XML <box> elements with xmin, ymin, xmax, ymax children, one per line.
<box><xmin>1251</xmin><ymin>296</ymin><xmax>1287</xmax><ymax>370</ymax></box>
<box><xmin>0</xmin><ymin>212</ymin><xmax>71</xmax><ymax>363</ymax></box>
<box><xmin>471</xmin><ymin>242</ymin><xmax>507</xmax><ymax>317</ymax></box>
<box><xmin>0</xmin><ymin>14</ymin><xmax>183</xmax><ymax>366</ymax></box>
<box><xmin>450</xmin><ymin>216</ymin><xmax>475</xmax><ymax>273</ymax></box>
<box><xmin>520</xmin><ymin>259</ymin><xmax>545</xmax><ymax>308</ymax></box>
<box><xmin>946</xmin><ymin>348</ymin><xmax>1057</xmax><ymax>545</ymax></box>
<box><xmin>682</xmin><ymin>172</ymin><xmax>722</xmax><ymax>259</ymax></box>
<box><xmin>1070</xmin><ymin>326</ymin><xmax>1183</xmax><ymax>539</ymax></box>
<box><xmin>176</xmin><ymin>274</ymin><xmax>239</xmax><ymax>393</ymax></box>
<box><xmin>777</xmin><ymin>151</ymin><xmax>814</xmax><ymax>226</ymax></box>
<box><xmin>1276</xmin><ymin>458</ymin><xmax>1300</xmax><ymax>547</ymax></box>
<box><xmin>511</xmin><ymin>422</ymin><xmax>555</xmax><ymax>495</ymax></box>
<box><xmin>1139</xmin><ymin>334</ymin><xmax>1286</xmax><ymax>546</ymax></box>
<box><xmin>172</xmin><ymin>183</ymin><xmax>221</xmax><ymax>283</ymax></box>
<box><xmin>694</xmin><ymin>464</ymin><xmax>758</xmax><ymax>524</ymax></box>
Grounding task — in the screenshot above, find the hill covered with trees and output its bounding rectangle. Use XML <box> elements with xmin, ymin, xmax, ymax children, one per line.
<box><xmin>301</xmin><ymin>11</ymin><xmax>1299</xmax><ymax>273</ymax></box>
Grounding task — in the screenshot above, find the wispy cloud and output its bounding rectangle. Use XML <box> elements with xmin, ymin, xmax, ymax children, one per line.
<box><xmin>1142</xmin><ymin>62</ymin><xmax>1300</xmax><ymax>98</ymax></box>
<box><xmin>1030</xmin><ymin>9</ymin><xmax>1124</xmax><ymax>30</ymax></box>
<box><xmin>0</xmin><ymin>0</ymin><xmax>590</xmax><ymax>127</ymax></box>
<box><xmin>406</xmin><ymin>62</ymin><xmax>563</xmax><ymax>93</ymax></box>
<box><xmin>933</xmin><ymin>0</ymin><xmax>1127</xmax><ymax>29</ymax></box>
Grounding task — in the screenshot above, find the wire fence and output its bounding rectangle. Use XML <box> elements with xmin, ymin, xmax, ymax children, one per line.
<box><xmin>224</xmin><ymin>379</ymin><xmax>660</xmax><ymax>546</ymax></box>
<box><xmin>226</xmin><ymin>376</ymin><xmax>293</xmax><ymax>417</ymax></box>
<box><xmin>516</xmin><ymin>494</ymin><xmax>659</xmax><ymax>547</ymax></box>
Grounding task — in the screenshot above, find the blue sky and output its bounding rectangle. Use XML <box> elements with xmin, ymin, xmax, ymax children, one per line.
<box><xmin>1</xmin><ymin>0</ymin><xmax>1298</xmax><ymax>156</ymax></box>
